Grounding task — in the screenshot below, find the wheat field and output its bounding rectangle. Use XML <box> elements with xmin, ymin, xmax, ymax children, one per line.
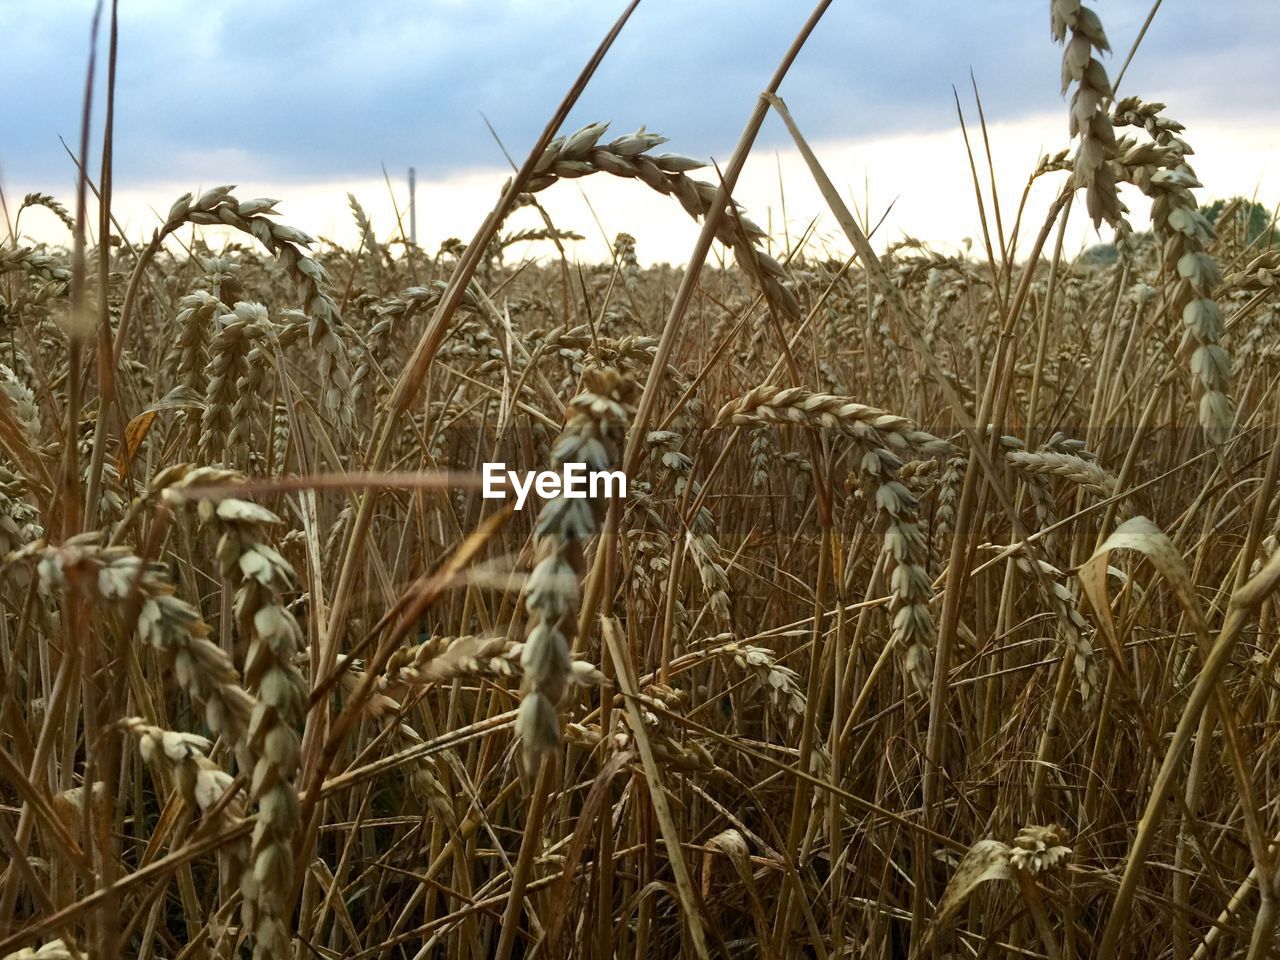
<box><xmin>3</xmin><ymin>1</ymin><xmax>1280</xmax><ymax>958</ymax></box>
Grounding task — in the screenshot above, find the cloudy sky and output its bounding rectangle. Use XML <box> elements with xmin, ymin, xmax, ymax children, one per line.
<box><xmin>3</xmin><ymin>0</ymin><xmax>1278</xmax><ymax>262</ymax></box>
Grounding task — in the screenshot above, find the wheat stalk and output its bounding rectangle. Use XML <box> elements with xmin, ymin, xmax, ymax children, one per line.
<box><xmin>715</xmin><ymin>386</ymin><xmax>951</xmax><ymax>689</ymax></box>
<box><xmin>518</xmin><ymin>122</ymin><xmax>801</xmax><ymax>320</ymax></box>
<box><xmin>994</xmin><ymin>547</ymin><xmax>1099</xmax><ymax>708</ymax></box>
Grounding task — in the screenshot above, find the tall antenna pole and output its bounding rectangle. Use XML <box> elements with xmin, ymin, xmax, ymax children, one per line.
<box><xmin>408</xmin><ymin>167</ymin><xmax>417</xmax><ymax>246</ymax></box>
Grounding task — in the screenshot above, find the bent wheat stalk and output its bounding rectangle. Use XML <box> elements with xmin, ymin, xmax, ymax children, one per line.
<box><xmin>714</xmin><ymin>386</ymin><xmax>951</xmax><ymax>690</ymax></box>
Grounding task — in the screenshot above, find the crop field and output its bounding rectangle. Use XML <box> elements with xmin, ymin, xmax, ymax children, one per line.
<box><xmin>2</xmin><ymin>1</ymin><xmax>1280</xmax><ymax>958</ymax></box>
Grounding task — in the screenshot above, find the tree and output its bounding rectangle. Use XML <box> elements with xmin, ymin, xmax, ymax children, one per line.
<box><xmin>1203</xmin><ymin>197</ymin><xmax>1278</xmax><ymax>246</ymax></box>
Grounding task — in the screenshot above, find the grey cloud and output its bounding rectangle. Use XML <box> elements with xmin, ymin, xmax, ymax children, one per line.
<box><xmin>1</xmin><ymin>0</ymin><xmax>1276</xmax><ymax>191</ymax></box>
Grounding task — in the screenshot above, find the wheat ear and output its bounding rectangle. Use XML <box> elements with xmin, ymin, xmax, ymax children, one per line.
<box><xmin>714</xmin><ymin>386</ymin><xmax>952</xmax><ymax>689</ymax></box>
<box><xmin>1050</xmin><ymin>0</ymin><xmax>1123</xmax><ymax>227</ymax></box>
<box><xmin>17</xmin><ymin>533</ymin><xmax>256</xmax><ymax>751</ymax></box>
<box><xmin>1113</xmin><ymin>97</ymin><xmax>1232</xmax><ymax>441</ymax></box>
<box><xmin>0</xmin><ymin>247</ymin><xmax>71</xmax><ymax>284</ymax></box>
<box><xmin>518</xmin><ymin>123</ymin><xmax>800</xmax><ymax>320</ymax></box>
<box><xmin>153</xmin><ymin>187</ymin><xmax>353</xmax><ymax>431</ymax></box>
<box><xmin>1004</xmin><ymin>449</ymin><xmax>1118</xmax><ymax>502</ymax></box>
<box><xmin>198</xmin><ymin>494</ymin><xmax>306</xmax><ymax>960</ymax></box>
<box><xmin>1</xmin><ymin>940</ymin><xmax>74</xmax><ymax>960</ymax></box>
<box><xmin>517</xmin><ymin>369</ymin><xmax>635</xmax><ymax>767</ymax></box>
